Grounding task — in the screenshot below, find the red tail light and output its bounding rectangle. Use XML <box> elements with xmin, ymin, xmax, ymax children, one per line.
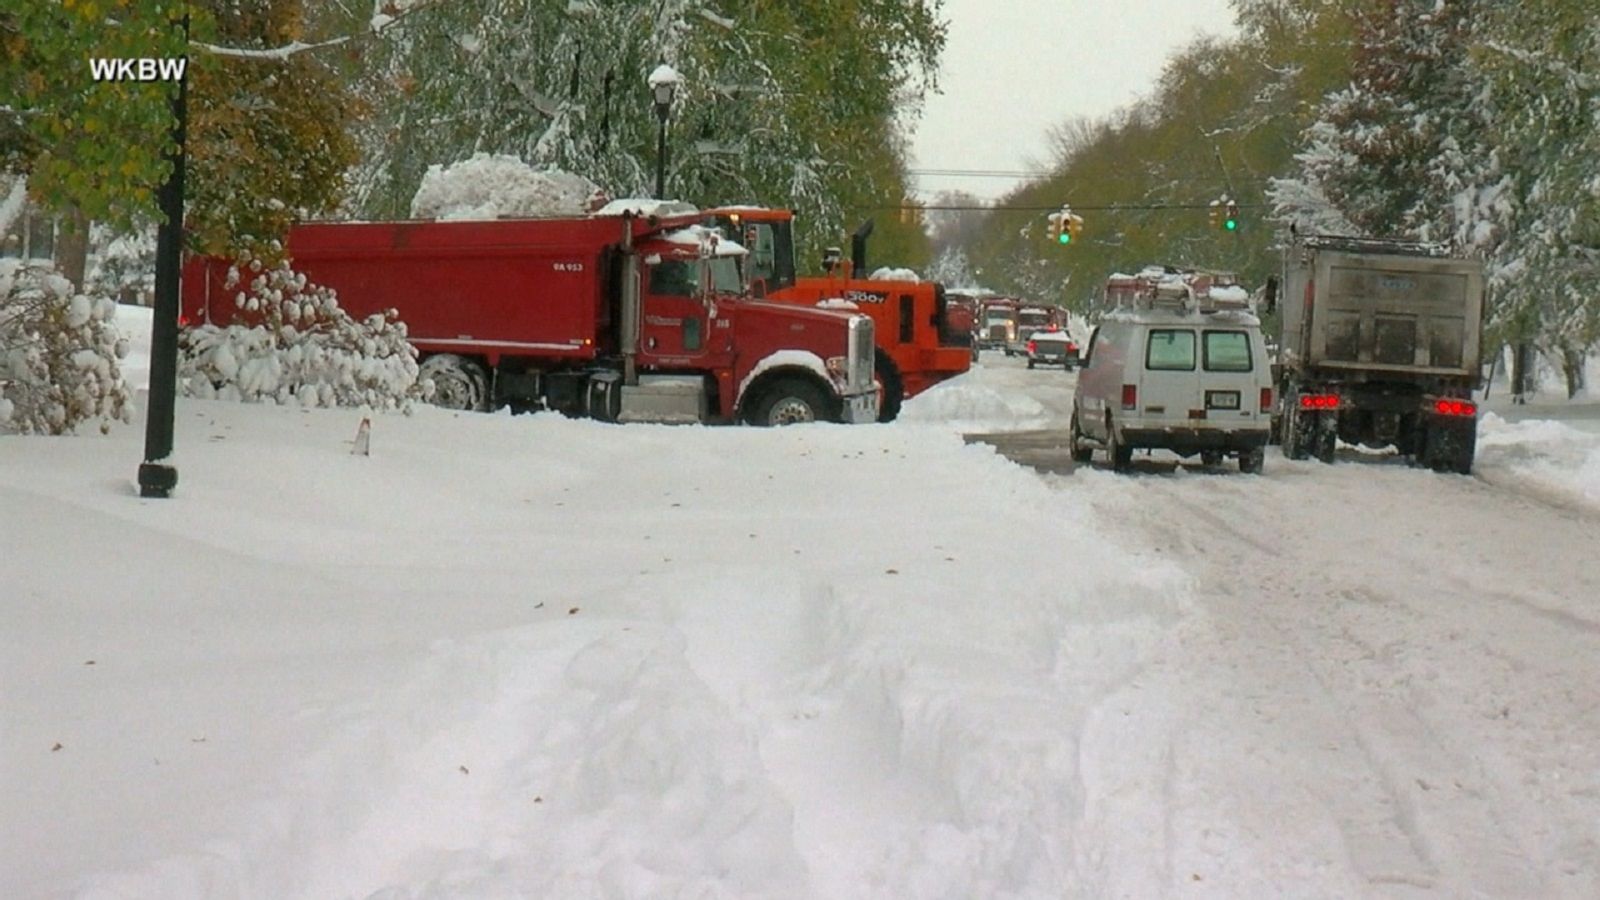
<box><xmin>1027</xmin><ymin>340</ymin><xmax>1037</xmax><ymax>354</ymax></box>
<box><xmin>1066</xmin><ymin>342</ymin><xmax>1078</xmax><ymax>353</ymax></box>
<box><xmin>1260</xmin><ymin>387</ymin><xmax>1273</xmax><ymax>413</ymax></box>
<box><xmin>178</xmin><ymin>314</ymin><xmax>190</xmax><ymax>328</ymax></box>
<box><xmin>1433</xmin><ymin>398</ymin><xmax>1477</xmax><ymax>417</ymax></box>
<box><xmin>1298</xmin><ymin>393</ymin><xmax>1339</xmax><ymax>410</ymax></box>
<box><xmin>1121</xmin><ymin>384</ymin><xmax>1137</xmax><ymax>410</ymax></box>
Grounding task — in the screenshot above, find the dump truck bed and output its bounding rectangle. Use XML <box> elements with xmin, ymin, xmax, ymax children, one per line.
<box><xmin>1283</xmin><ymin>244</ymin><xmax>1484</xmax><ymax>380</ymax></box>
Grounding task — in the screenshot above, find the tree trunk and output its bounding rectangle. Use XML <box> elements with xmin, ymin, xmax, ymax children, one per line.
<box><xmin>52</xmin><ymin>206</ymin><xmax>90</xmax><ymax>289</ymax></box>
<box><xmin>1563</xmin><ymin>347</ymin><xmax>1587</xmax><ymax>399</ymax></box>
<box><xmin>1511</xmin><ymin>342</ymin><xmax>1534</xmax><ymax>404</ymax></box>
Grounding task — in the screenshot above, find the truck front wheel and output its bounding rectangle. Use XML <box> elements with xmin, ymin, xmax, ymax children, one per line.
<box><xmin>875</xmin><ymin>349</ymin><xmax>904</xmax><ymax>423</ymax></box>
<box><xmin>419</xmin><ymin>354</ymin><xmax>488</xmax><ymax>412</ymax></box>
<box><xmin>747</xmin><ymin>378</ymin><xmax>836</xmax><ymax>426</ymax></box>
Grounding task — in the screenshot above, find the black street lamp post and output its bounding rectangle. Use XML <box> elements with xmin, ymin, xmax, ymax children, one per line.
<box><xmin>138</xmin><ymin>14</ymin><xmax>188</xmax><ymax>499</ymax></box>
<box><xmin>648</xmin><ymin>64</ymin><xmax>680</xmax><ymax>199</ymax></box>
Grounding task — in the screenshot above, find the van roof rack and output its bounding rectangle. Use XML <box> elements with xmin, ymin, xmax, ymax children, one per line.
<box><xmin>1103</xmin><ymin>266</ymin><xmax>1250</xmax><ymax>314</ymax></box>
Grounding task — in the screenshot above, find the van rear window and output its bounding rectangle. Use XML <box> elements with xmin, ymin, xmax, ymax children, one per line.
<box><xmin>1203</xmin><ymin>331</ymin><xmax>1252</xmax><ymax>372</ymax></box>
<box><xmin>1146</xmin><ymin>329</ymin><xmax>1195</xmax><ymax>370</ymax></box>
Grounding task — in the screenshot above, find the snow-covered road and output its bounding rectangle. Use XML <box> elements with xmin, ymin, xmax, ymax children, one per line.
<box><xmin>5</xmin><ymin>345</ymin><xmax>1600</xmax><ymax>898</ymax></box>
<box><xmin>1073</xmin><ymin>458</ymin><xmax>1600</xmax><ymax>896</ymax></box>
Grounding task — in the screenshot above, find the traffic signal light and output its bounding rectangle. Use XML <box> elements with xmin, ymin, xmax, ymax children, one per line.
<box><xmin>1208</xmin><ymin>201</ymin><xmax>1222</xmax><ymax>230</ymax></box>
<box><xmin>1046</xmin><ymin>212</ymin><xmax>1062</xmax><ymax>243</ymax></box>
<box><xmin>1067</xmin><ymin>214</ymin><xmax>1083</xmax><ymax>242</ymax></box>
<box><xmin>1224</xmin><ymin>201</ymin><xmax>1240</xmax><ymax>232</ymax></box>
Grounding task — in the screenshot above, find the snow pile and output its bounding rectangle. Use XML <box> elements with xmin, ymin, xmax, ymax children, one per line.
<box><xmin>899</xmin><ymin>374</ymin><xmax>1051</xmax><ymax>430</ymax></box>
<box><xmin>410</xmin><ymin>154</ymin><xmax>608</xmax><ymax>220</ymax></box>
<box><xmin>1475</xmin><ymin>412</ymin><xmax>1600</xmax><ymax>509</ymax></box>
<box><xmin>0</xmin><ymin>260</ymin><xmax>133</xmax><ymax>435</ymax></box>
<box><xmin>178</xmin><ymin>251</ymin><xmax>422</xmax><ymax>410</ymax></box>
<box><xmin>869</xmin><ymin>267</ymin><xmax>920</xmax><ymax>282</ymax></box>
<box><xmin>594</xmin><ymin>198</ymin><xmax>699</xmax><ymax>218</ymax></box>
<box><xmin>815</xmin><ymin>298</ymin><xmax>860</xmax><ymax>311</ymax></box>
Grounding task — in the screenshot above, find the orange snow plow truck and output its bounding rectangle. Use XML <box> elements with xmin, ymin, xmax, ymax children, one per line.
<box><xmin>701</xmin><ymin>207</ymin><xmax>973</xmax><ymax>421</ymax></box>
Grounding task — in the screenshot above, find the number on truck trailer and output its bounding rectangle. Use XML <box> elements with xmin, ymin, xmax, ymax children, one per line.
<box><xmin>553</xmin><ymin>262</ymin><xmax>585</xmax><ymax>272</ymax></box>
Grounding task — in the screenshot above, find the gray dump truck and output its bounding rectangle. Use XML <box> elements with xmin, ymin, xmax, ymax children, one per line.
<box><xmin>1269</xmin><ymin>234</ymin><xmax>1486</xmax><ymax>474</ymax></box>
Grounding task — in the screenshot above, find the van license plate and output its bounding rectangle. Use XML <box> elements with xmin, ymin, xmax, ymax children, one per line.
<box><xmin>1206</xmin><ymin>390</ymin><xmax>1240</xmax><ymax>410</ymax></box>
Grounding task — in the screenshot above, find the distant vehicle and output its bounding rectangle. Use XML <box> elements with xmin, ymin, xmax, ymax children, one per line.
<box><xmin>1009</xmin><ymin>305</ymin><xmax>1065</xmax><ymax>356</ymax></box>
<box><xmin>1026</xmin><ymin>329</ymin><xmax>1079</xmax><ymax>369</ymax></box>
<box><xmin>1071</xmin><ymin>268</ymin><xmax>1272</xmax><ymax>473</ymax></box>
<box><xmin>1271</xmin><ymin>234</ymin><xmax>1486</xmax><ymax>473</ymax></box>
<box><xmin>975</xmin><ymin>297</ymin><xmax>1021</xmax><ymax>353</ymax></box>
<box><xmin>181</xmin><ymin>206</ymin><xmax>878</xmax><ymax>426</ymax></box>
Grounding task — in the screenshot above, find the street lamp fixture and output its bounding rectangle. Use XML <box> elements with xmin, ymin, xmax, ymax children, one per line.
<box><xmin>647</xmin><ymin>64</ymin><xmax>681</xmax><ymax>199</ymax></box>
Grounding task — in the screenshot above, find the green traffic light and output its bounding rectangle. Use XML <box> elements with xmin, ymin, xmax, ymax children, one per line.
<box><xmin>1058</xmin><ymin>232</ymin><xmax>1071</xmax><ymax>244</ymax></box>
<box><xmin>1225</xmin><ymin>219</ymin><xmax>1238</xmax><ymax>231</ymax></box>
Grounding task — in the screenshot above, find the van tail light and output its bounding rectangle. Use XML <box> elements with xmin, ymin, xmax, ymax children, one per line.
<box><xmin>1260</xmin><ymin>387</ymin><xmax>1273</xmax><ymax>413</ymax></box>
<box><xmin>1433</xmin><ymin>398</ymin><xmax>1476</xmax><ymax>417</ymax></box>
<box><xmin>1121</xmin><ymin>384</ymin><xmax>1137</xmax><ymax>410</ymax></box>
<box><xmin>1298</xmin><ymin>393</ymin><xmax>1339</xmax><ymax>410</ymax></box>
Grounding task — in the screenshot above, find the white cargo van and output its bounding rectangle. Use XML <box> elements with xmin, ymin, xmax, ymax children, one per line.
<box><xmin>1069</xmin><ymin>271</ymin><xmax>1273</xmax><ymax>473</ymax></box>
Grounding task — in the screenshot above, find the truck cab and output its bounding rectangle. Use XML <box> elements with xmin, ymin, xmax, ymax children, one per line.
<box><xmin>701</xmin><ymin>206</ymin><xmax>972</xmax><ymax>421</ymax></box>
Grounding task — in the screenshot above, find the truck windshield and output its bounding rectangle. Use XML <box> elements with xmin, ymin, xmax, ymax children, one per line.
<box><xmin>1019</xmin><ymin>311</ymin><xmax>1050</xmax><ymax>327</ymax></box>
<box><xmin>709</xmin><ymin>256</ymin><xmax>742</xmax><ymax>294</ymax></box>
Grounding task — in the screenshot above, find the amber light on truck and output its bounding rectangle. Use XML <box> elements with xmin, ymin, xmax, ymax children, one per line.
<box><xmin>825</xmin><ymin>356</ymin><xmax>848</xmax><ymax>380</ymax></box>
<box><xmin>1299</xmin><ymin>393</ymin><xmax>1339</xmax><ymax>410</ymax></box>
<box><xmin>1121</xmin><ymin>384</ymin><xmax>1137</xmax><ymax>410</ymax></box>
<box><xmin>1433</xmin><ymin>398</ymin><xmax>1477</xmax><ymax>417</ymax></box>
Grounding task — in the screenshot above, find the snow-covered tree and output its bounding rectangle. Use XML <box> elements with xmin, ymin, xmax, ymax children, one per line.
<box><xmin>178</xmin><ymin>249</ymin><xmax>423</xmax><ymax>410</ymax></box>
<box><xmin>350</xmin><ymin>0</ymin><xmax>942</xmax><ymax>271</ymax></box>
<box><xmin>0</xmin><ymin>259</ymin><xmax>133</xmax><ymax>435</ymax></box>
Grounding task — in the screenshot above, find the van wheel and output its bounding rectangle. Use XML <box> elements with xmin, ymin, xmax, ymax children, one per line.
<box><xmin>1107</xmin><ymin>425</ymin><xmax>1133</xmax><ymax>472</ymax></box>
<box><xmin>419</xmin><ymin>354</ymin><xmax>488</xmax><ymax>412</ymax></box>
<box><xmin>1068</xmin><ymin>413</ymin><xmax>1093</xmax><ymax>463</ymax></box>
<box><xmin>1239</xmin><ymin>447</ymin><xmax>1265</xmax><ymax>474</ymax></box>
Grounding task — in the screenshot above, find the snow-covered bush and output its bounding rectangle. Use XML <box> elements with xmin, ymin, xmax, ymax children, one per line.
<box><xmin>178</xmin><ymin>250</ymin><xmax>423</xmax><ymax>410</ymax></box>
<box><xmin>409</xmin><ymin>153</ymin><xmax>608</xmax><ymax>220</ymax></box>
<box><xmin>85</xmin><ymin>224</ymin><xmax>158</xmax><ymax>306</ymax></box>
<box><xmin>0</xmin><ymin>260</ymin><xmax>134</xmax><ymax>435</ymax></box>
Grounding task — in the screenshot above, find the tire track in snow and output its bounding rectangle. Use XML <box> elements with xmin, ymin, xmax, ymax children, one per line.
<box><xmin>1080</xmin><ymin>461</ymin><xmax>1600</xmax><ymax>896</ymax></box>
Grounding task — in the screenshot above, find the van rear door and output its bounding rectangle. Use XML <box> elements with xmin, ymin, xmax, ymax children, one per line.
<box><xmin>1139</xmin><ymin>327</ymin><xmax>1201</xmax><ymax>428</ymax></box>
<box><xmin>1199</xmin><ymin>328</ymin><xmax>1267</xmax><ymax>427</ymax></box>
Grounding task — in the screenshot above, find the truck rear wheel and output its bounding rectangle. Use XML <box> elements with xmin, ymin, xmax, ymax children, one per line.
<box><xmin>874</xmin><ymin>349</ymin><xmax>904</xmax><ymax>423</ymax></box>
<box><xmin>747</xmin><ymin>378</ymin><xmax>835</xmax><ymax>426</ymax></box>
<box><xmin>419</xmin><ymin>354</ymin><xmax>488</xmax><ymax>412</ymax></box>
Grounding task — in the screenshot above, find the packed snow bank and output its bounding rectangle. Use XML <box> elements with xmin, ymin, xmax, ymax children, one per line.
<box><xmin>2</xmin><ymin>388</ymin><xmax>1188</xmax><ymax>897</ymax></box>
<box><xmin>1475</xmin><ymin>412</ymin><xmax>1600</xmax><ymax>510</ymax></box>
<box><xmin>410</xmin><ymin>153</ymin><xmax>607</xmax><ymax>220</ymax></box>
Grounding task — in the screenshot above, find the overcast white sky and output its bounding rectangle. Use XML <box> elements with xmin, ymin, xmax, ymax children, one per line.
<box><xmin>910</xmin><ymin>0</ymin><xmax>1238</xmax><ymax>201</ymax></box>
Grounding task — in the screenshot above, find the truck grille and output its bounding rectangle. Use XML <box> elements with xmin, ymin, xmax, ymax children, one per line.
<box><xmin>849</xmin><ymin>315</ymin><xmax>874</xmax><ymax>392</ymax></box>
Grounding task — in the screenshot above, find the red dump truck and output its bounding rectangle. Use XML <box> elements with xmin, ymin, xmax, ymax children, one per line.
<box><xmin>180</xmin><ymin>207</ymin><xmax>878</xmax><ymax>425</ymax></box>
